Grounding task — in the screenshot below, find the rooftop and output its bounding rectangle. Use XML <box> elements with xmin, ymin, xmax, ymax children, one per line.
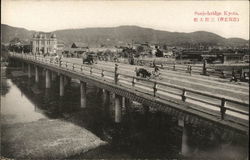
<box><xmin>33</xmin><ymin>32</ymin><xmax>56</xmax><ymax>39</ymax></box>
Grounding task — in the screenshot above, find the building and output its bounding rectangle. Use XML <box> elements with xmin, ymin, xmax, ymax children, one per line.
<box><xmin>56</xmin><ymin>43</ymin><xmax>65</xmax><ymax>55</ymax></box>
<box><xmin>222</xmin><ymin>52</ymin><xmax>245</xmax><ymax>63</ymax></box>
<box><xmin>71</xmin><ymin>42</ymin><xmax>88</xmax><ymax>49</ymax></box>
<box><xmin>133</xmin><ymin>42</ymin><xmax>151</xmax><ymax>52</ymax></box>
<box><xmin>176</xmin><ymin>50</ymin><xmax>207</xmax><ymax>61</ymax></box>
<box><xmin>31</xmin><ymin>32</ymin><xmax>57</xmax><ymax>55</ymax></box>
<box><xmin>89</xmin><ymin>47</ymin><xmax>122</xmax><ymax>53</ymax></box>
<box><xmin>62</xmin><ymin>42</ymin><xmax>89</xmax><ymax>58</ymax></box>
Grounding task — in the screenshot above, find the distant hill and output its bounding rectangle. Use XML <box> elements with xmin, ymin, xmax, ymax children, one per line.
<box><xmin>1</xmin><ymin>24</ymin><xmax>35</xmax><ymax>43</ymax></box>
<box><xmin>225</xmin><ymin>38</ymin><xmax>249</xmax><ymax>47</ymax></box>
<box><xmin>1</xmin><ymin>24</ymin><xmax>249</xmax><ymax>47</ymax></box>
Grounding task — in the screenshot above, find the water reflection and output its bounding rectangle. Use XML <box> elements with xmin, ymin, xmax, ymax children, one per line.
<box><xmin>1</xmin><ymin>67</ymin><xmax>10</xmax><ymax>96</ymax></box>
<box><xmin>1</xmin><ymin>78</ymin><xmax>47</xmax><ymax>124</ymax></box>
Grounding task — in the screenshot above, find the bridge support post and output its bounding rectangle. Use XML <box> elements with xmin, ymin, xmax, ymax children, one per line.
<box><xmin>124</xmin><ymin>98</ymin><xmax>131</xmax><ymax>115</ymax></box>
<box><xmin>22</xmin><ymin>62</ymin><xmax>25</xmax><ymax>72</ymax></box>
<box><xmin>64</xmin><ymin>76</ymin><xmax>71</xmax><ymax>86</ymax></box>
<box><xmin>64</xmin><ymin>76</ymin><xmax>67</xmax><ymax>86</ymax></box>
<box><xmin>35</xmin><ymin>66</ymin><xmax>39</xmax><ymax>83</ymax></box>
<box><xmin>143</xmin><ymin>105</ymin><xmax>150</xmax><ymax>127</ymax></box>
<box><xmin>102</xmin><ymin>89</ymin><xmax>111</xmax><ymax>118</ymax></box>
<box><xmin>68</xmin><ymin>77</ymin><xmax>71</xmax><ymax>85</ymax></box>
<box><xmin>80</xmin><ymin>81</ymin><xmax>87</xmax><ymax>108</ymax></box>
<box><xmin>45</xmin><ymin>69</ymin><xmax>51</xmax><ymax>88</ymax></box>
<box><xmin>102</xmin><ymin>89</ymin><xmax>110</xmax><ymax>108</ymax></box>
<box><xmin>42</xmin><ymin>68</ymin><xmax>45</xmax><ymax>76</ymax></box>
<box><xmin>28</xmin><ymin>64</ymin><xmax>31</xmax><ymax>78</ymax></box>
<box><xmin>181</xmin><ymin>125</ymin><xmax>188</xmax><ymax>155</ymax></box>
<box><xmin>178</xmin><ymin>118</ymin><xmax>190</xmax><ymax>156</ymax></box>
<box><xmin>51</xmin><ymin>72</ymin><xmax>56</xmax><ymax>81</ymax></box>
<box><xmin>114</xmin><ymin>94</ymin><xmax>122</xmax><ymax>123</ymax></box>
<box><xmin>11</xmin><ymin>60</ymin><xmax>14</xmax><ymax>67</ymax></box>
<box><xmin>122</xmin><ymin>97</ymin><xmax>126</xmax><ymax>108</ymax></box>
<box><xmin>96</xmin><ymin>87</ymin><xmax>102</xmax><ymax>96</ymax></box>
<box><xmin>59</xmin><ymin>75</ymin><xmax>64</xmax><ymax>96</ymax></box>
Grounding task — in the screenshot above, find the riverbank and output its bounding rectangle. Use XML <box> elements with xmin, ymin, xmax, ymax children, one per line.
<box><xmin>1</xmin><ymin>118</ymin><xmax>106</xmax><ymax>159</ymax></box>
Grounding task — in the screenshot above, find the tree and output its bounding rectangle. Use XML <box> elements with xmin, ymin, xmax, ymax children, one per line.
<box><xmin>163</xmin><ymin>44</ymin><xmax>168</xmax><ymax>50</ymax></box>
<box><xmin>136</xmin><ymin>45</ymin><xmax>144</xmax><ymax>53</ymax></box>
<box><xmin>10</xmin><ymin>37</ymin><xmax>21</xmax><ymax>44</ymax></box>
<box><xmin>23</xmin><ymin>45</ymin><xmax>31</xmax><ymax>53</ymax></box>
<box><xmin>9</xmin><ymin>37</ymin><xmax>23</xmax><ymax>53</ymax></box>
<box><xmin>1</xmin><ymin>44</ymin><xmax>9</xmax><ymax>60</ymax></box>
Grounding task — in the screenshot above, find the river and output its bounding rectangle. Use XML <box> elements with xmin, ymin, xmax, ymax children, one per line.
<box><xmin>1</xmin><ymin>66</ymin><xmax>248</xmax><ymax>159</ymax></box>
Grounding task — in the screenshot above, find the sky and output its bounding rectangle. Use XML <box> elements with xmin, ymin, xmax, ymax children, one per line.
<box><xmin>1</xmin><ymin>0</ymin><xmax>249</xmax><ymax>40</ymax></box>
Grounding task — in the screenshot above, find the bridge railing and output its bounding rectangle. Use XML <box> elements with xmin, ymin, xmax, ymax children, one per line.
<box><xmin>117</xmin><ymin>72</ymin><xmax>248</xmax><ymax>117</ymax></box>
<box><xmin>10</xmin><ymin>53</ymin><xmax>249</xmax><ymax>122</ymax></box>
<box><xmin>161</xmin><ymin>63</ymin><xmax>228</xmax><ymax>78</ymax></box>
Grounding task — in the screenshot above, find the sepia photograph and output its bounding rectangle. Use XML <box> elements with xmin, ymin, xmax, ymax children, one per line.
<box><xmin>1</xmin><ymin>0</ymin><xmax>249</xmax><ymax>159</ymax></box>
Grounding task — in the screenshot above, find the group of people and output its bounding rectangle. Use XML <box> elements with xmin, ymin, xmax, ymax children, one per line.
<box><xmin>48</xmin><ymin>54</ymin><xmax>63</xmax><ymax>63</ymax></box>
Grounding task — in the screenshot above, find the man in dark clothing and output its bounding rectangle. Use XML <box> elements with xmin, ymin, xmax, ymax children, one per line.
<box><xmin>230</xmin><ymin>74</ymin><xmax>238</xmax><ymax>82</ymax></box>
<box><xmin>230</xmin><ymin>70</ymin><xmax>237</xmax><ymax>82</ymax></box>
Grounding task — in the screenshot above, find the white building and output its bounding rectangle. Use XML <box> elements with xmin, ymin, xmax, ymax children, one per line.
<box><xmin>31</xmin><ymin>32</ymin><xmax>57</xmax><ymax>55</ymax></box>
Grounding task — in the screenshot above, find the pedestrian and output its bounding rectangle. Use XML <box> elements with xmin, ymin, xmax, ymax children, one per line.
<box><xmin>230</xmin><ymin>69</ymin><xmax>237</xmax><ymax>82</ymax></box>
<box><xmin>154</xmin><ymin>65</ymin><xmax>159</xmax><ymax>73</ymax></box>
<box><xmin>153</xmin><ymin>60</ymin><xmax>156</xmax><ymax>67</ymax></box>
<box><xmin>230</xmin><ymin>75</ymin><xmax>237</xmax><ymax>82</ymax></box>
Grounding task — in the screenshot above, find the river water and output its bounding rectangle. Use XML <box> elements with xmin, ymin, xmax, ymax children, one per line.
<box><xmin>1</xmin><ymin>66</ymin><xmax>248</xmax><ymax>159</ymax></box>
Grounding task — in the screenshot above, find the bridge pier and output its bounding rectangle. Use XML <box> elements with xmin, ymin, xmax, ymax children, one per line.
<box><xmin>22</xmin><ymin>62</ymin><xmax>25</xmax><ymax>72</ymax></box>
<box><xmin>181</xmin><ymin>125</ymin><xmax>188</xmax><ymax>155</ymax></box>
<box><xmin>102</xmin><ymin>89</ymin><xmax>110</xmax><ymax>118</ymax></box>
<box><xmin>64</xmin><ymin>76</ymin><xmax>67</xmax><ymax>86</ymax></box>
<box><xmin>124</xmin><ymin>98</ymin><xmax>131</xmax><ymax>115</ymax></box>
<box><xmin>96</xmin><ymin>87</ymin><xmax>102</xmax><ymax>96</ymax></box>
<box><xmin>14</xmin><ymin>60</ymin><xmax>17</xmax><ymax>67</ymax></box>
<box><xmin>35</xmin><ymin>66</ymin><xmax>39</xmax><ymax>83</ymax></box>
<box><xmin>60</xmin><ymin>75</ymin><xmax>64</xmax><ymax>96</ymax></box>
<box><xmin>68</xmin><ymin>77</ymin><xmax>71</xmax><ymax>84</ymax></box>
<box><xmin>122</xmin><ymin>97</ymin><xmax>126</xmax><ymax>109</ymax></box>
<box><xmin>178</xmin><ymin>118</ymin><xmax>191</xmax><ymax>156</ymax></box>
<box><xmin>45</xmin><ymin>69</ymin><xmax>51</xmax><ymax>88</ymax></box>
<box><xmin>80</xmin><ymin>81</ymin><xmax>87</xmax><ymax>108</ymax></box>
<box><xmin>102</xmin><ymin>89</ymin><xmax>110</xmax><ymax>108</ymax></box>
<box><xmin>51</xmin><ymin>72</ymin><xmax>56</xmax><ymax>81</ymax></box>
<box><xmin>64</xmin><ymin>76</ymin><xmax>71</xmax><ymax>86</ymax></box>
<box><xmin>42</xmin><ymin>68</ymin><xmax>45</xmax><ymax>76</ymax></box>
<box><xmin>114</xmin><ymin>94</ymin><xmax>122</xmax><ymax>123</ymax></box>
<box><xmin>28</xmin><ymin>64</ymin><xmax>31</xmax><ymax>78</ymax></box>
<box><xmin>143</xmin><ymin>105</ymin><xmax>150</xmax><ymax>127</ymax></box>
<box><xmin>13</xmin><ymin>60</ymin><xmax>17</xmax><ymax>67</ymax></box>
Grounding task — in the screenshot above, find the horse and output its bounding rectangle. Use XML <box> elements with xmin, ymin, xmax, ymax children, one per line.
<box><xmin>135</xmin><ymin>68</ymin><xmax>151</xmax><ymax>78</ymax></box>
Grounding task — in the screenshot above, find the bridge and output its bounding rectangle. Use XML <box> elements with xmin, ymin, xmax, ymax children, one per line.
<box><xmin>8</xmin><ymin>53</ymin><xmax>249</xmax><ymax>136</ymax></box>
